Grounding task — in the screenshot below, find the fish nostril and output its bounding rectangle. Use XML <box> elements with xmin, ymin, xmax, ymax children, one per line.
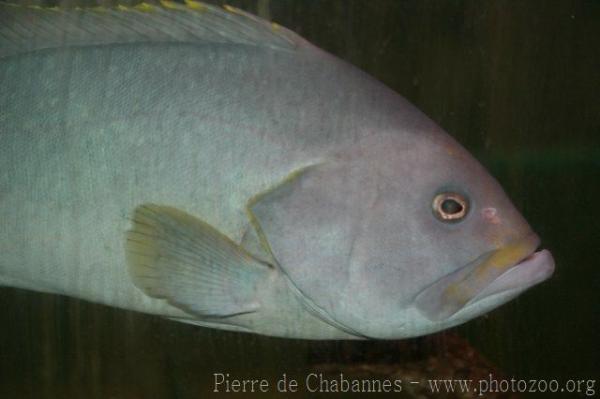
<box><xmin>482</xmin><ymin>207</ymin><xmax>501</xmax><ymax>224</ymax></box>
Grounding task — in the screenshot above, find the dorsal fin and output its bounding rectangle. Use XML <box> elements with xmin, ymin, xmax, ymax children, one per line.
<box><xmin>0</xmin><ymin>1</ymin><xmax>310</xmax><ymax>59</ymax></box>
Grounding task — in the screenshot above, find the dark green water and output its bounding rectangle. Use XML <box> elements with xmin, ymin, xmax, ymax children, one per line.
<box><xmin>1</xmin><ymin>1</ymin><xmax>598</xmax><ymax>398</ymax></box>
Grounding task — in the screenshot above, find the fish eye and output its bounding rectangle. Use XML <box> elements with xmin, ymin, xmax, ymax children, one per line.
<box><xmin>432</xmin><ymin>192</ymin><xmax>469</xmax><ymax>222</ymax></box>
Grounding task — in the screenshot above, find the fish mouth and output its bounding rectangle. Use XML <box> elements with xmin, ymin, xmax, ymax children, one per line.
<box><xmin>415</xmin><ymin>233</ymin><xmax>555</xmax><ymax>322</ymax></box>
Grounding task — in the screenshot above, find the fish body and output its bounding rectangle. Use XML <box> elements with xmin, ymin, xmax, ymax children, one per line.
<box><xmin>0</xmin><ymin>2</ymin><xmax>554</xmax><ymax>339</ymax></box>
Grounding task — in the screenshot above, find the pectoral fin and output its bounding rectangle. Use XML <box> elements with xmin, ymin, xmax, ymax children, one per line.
<box><xmin>125</xmin><ymin>204</ymin><xmax>273</xmax><ymax>318</ymax></box>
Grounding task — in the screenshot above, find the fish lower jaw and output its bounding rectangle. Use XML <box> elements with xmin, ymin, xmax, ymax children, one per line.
<box><xmin>412</xmin><ymin>247</ymin><xmax>555</xmax><ymax>332</ymax></box>
<box><xmin>419</xmin><ymin>250</ymin><xmax>555</xmax><ymax>334</ymax></box>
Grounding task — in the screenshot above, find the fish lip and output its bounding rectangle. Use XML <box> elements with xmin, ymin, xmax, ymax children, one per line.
<box><xmin>414</xmin><ymin>232</ymin><xmax>555</xmax><ymax>322</ymax></box>
<box><xmin>465</xmin><ymin>248</ymin><xmax>555</xmax><ymax>306</ymax></box>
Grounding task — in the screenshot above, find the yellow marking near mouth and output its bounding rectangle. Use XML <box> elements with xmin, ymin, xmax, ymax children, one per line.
<box><xmin>442</xmin><ymin>233</ymin><xmax>539</xmax><ymax>306</ymax></box>
<box><xmin>474</xmin><ymin>238</ymin><xmax>534</xmax><ymax>278</ymax></box>
<box><xmin>443</xmin><ymin>284</ymin><xmax>472</xmax><ymax>308</ymax></box>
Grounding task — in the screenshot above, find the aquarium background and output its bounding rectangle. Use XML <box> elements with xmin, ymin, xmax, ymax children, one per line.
<box><xmin>0</xmin><ymin>0</ymin><xmax>598</xmax><ymax>398</ymax></box>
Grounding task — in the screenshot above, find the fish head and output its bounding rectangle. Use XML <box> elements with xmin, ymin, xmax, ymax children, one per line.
<box><xmin>252</xmin><ymin>124</ymin><xmax>555</xmax><ymax>339</ymax></box>
<box><xmin>342</xmin><ymin>129</ymin><xmax>556</xmax><ymax>337</ymax></box>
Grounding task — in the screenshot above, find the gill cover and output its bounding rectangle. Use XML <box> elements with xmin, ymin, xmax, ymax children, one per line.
<box><xmin>250</xmin><ymin>161</ymin><xmax>379</xmax><ymax>336</ymax></box>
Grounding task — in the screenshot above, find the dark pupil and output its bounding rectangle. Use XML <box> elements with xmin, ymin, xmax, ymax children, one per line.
<box><xmin>441</xmin><ymin>199</ymin><xmax>463</xmax><ymax>215</ymax></box>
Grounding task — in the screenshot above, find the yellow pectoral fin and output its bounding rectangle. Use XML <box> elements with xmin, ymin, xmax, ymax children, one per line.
<box><xmin>125</xmin><ymin>204</ymin><xmax>273</xmax><ymax>317</ymax></box>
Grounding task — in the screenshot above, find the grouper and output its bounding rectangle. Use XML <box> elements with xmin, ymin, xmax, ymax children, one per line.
<box><xmin>0</xmin><ymin>1</ymin><xmax>555</xmax><ymax>339</ymax></box>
